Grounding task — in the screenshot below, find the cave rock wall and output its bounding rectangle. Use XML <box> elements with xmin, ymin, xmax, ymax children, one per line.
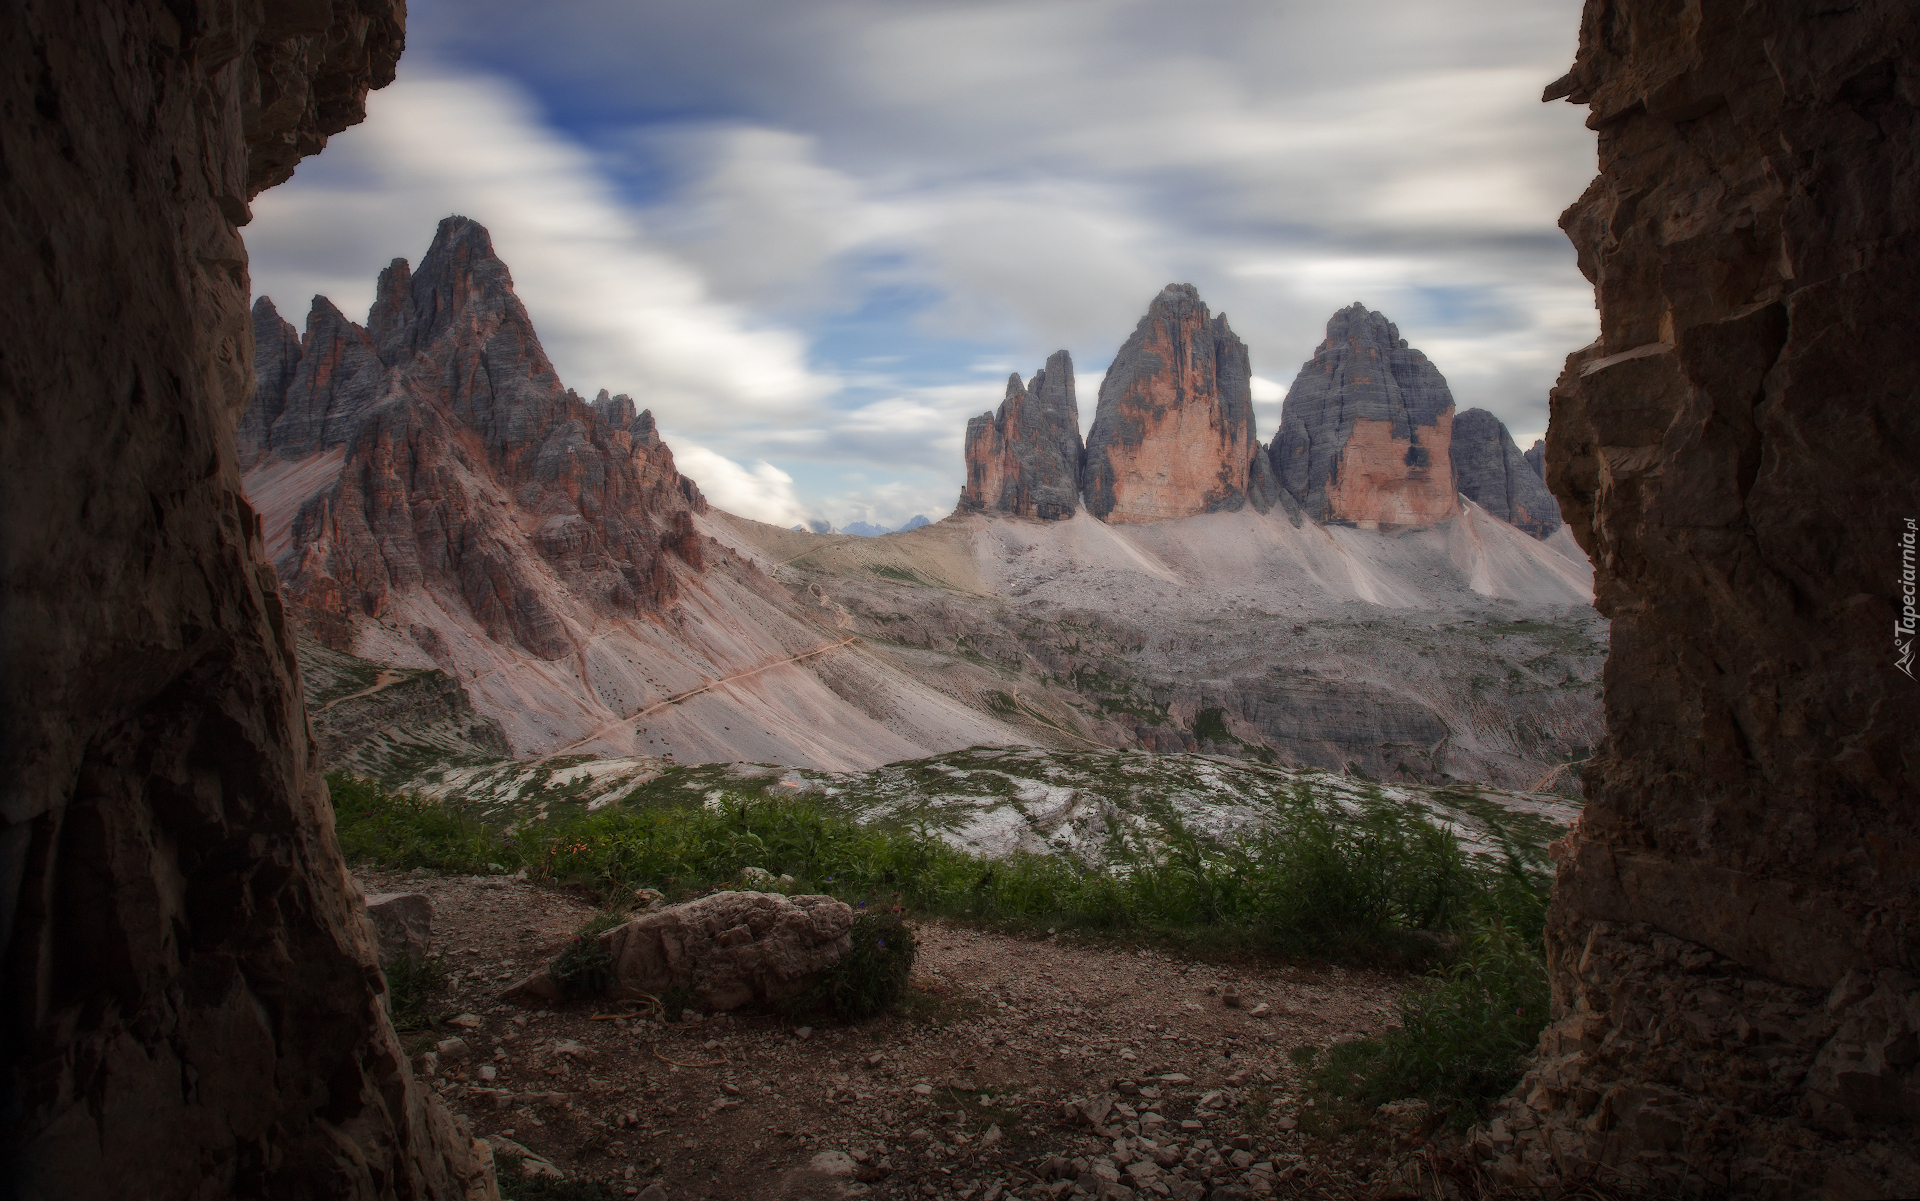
<box><xmin>1</xmin><ymin>1</ymin><xmax>494</xmax><ymax>1196</ymax></box>
<box><xmin>1493</xmin><ymin>2</ymin><xmax>1920</xmax><ymax>1195</ymax></box>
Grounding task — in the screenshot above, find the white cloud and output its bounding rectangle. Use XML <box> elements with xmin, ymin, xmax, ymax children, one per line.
<box><xmin>671</xmin><ymin>443</ymin><xmax>810</xmax><ymax>527</ymax></box>
<box><xmin>247</xmin><ymin>74</ymin><xmax>838</xmax><ymax>440</ymax></box>
<box><xmin>247</xmin><ymin>0</ymin><xmax>1602</xmax><ymax>525</ymax></box>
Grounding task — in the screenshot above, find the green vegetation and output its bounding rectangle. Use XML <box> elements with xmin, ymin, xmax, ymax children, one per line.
<box><xmin>329</xmin><ymin>769</ymin><xmax>1534</xmax><ymax>967</ymax></box>
<box><xmin>383</xmin><ymin>952</ymin><xmax>447</xmax><ymax>1031</ymax></box>
<box><xmin>548</xmin><ymin>911</ymin><xmax>626</xmax><ymax>1000</ymax></box>
<box><xmin>492</xmin><ymin>1152</ymin><xmax>614</xmax><ymax>1201</ymax></box>
<box><xmin>1297</xmin><ymin>851</ymin><xmax>1551</xmax><ymax>1128</ymax></box>
<box><xmin>789</xmin><ymin>909</ymin><xmax>918</xmax><ymax>1020</ymax></box>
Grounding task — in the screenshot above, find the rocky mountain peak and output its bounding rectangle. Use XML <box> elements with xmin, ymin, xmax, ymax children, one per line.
<box><xmin>241</xmin><ymin>217</ymin><xmax>708</xmax><ymax>658</ymax></box>
<box><xmin>1449</xmin><ymin>408</ymin><xmax>1562</xmax><ymax>538</ymax></box>
<box><xmin>1082</xmin><ymin>284</ymin><xmax>1256</xmax><ymax>523</ymax></box>
<box><xmin>957</xmin><ymin>349</ymin><xmax>1083</xmax><ymax>520</ymax></box>
<box><xmin>1272</xmin><ymin>303</ymin><xmax>1459</xmax><ymax>529</ymax></box>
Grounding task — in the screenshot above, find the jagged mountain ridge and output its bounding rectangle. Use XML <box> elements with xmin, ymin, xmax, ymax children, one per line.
<box><xmin>241</xmin><ymin>217</ymin><xmax>1036</xmax><ymax>769</ymax></box>
<box><xmin>243</xmin><ymin>219</ymin><xmax>1600</xmax><ymax>788</ymax></box>
<box><xmin>961</xmin><ymin>292</ymin><xmax>1560</xmax><ymax>541</ymax></box>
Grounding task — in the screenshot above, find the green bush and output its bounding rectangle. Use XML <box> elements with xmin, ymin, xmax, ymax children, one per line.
<box><xmin>1303</xmin><ymin>850</ymin><xmax>1552</xmax><ymax>1127</ymax></box>
<box><xmin>383</xmin><ymin>952</ymin><xmax>447</xmax><ymax>1030</ymax></box>
<box><xmin>326</xmin><ymin>772</ymin><xmax>1518</xmax><ymax>971</ymax></box>
<box><xmin>793</xmin><ymin>909</ymin><xmax>919</xmax><ymax>1021</ymax></box>
<box><xmin>548</xmin><ymin>912</ymin><xmax>625</xmax><ymax>1000</ymax></box>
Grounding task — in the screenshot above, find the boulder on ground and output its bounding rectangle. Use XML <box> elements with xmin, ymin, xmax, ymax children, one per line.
<box><xmin>506</xmin><ymin>891</ymin><xmax>853</xmax><ymax>1010</ymax></box>
<box><xmin>366</xmin><ymin>891</ymin><xmax>434</xmax><ymax>967</ymax></box>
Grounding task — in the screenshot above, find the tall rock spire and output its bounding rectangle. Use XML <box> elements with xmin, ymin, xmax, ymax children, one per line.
<box><xmin>1272</xmin><ymin>303</ymin><xmax>1459</xmax><ymax>528</ymax></box>
<box><xmin>1082</xmin><ymin>284</ymin><xmax>1256</xmax><ymax>523</ymax></box>
<box><xmin>1450</xmin><ymin>408</ymin><xmax>1562</xmax><ymax>538</ymax></box>
<box><xmin>957</xmin><ymin>350</ymin><xmax>1083</xmax><ymax>520</ymax></box>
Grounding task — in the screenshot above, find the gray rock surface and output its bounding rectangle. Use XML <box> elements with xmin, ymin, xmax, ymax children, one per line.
<box><xmin>366</xmin><ymin>891</ymin><xmax>435</xmax><ymax>967</ymax></box>
<box><xmin>293</xmin><ymin>298</ymin><xmax>388</xmax><ymax>454</ymax></box>
<box><xmin>1083</xmin><ymin>285</ymin><xmax>1256</xmax><ymax>522</ymax></box>
<box><xmin>1273</xmin><ymin>304</ymin><xmax>1459</xmax><ymax>527</ymax></box>
<box><xmin>1449</xmin><ymin>408</ymin><xmax>1562</xmax><ymax>538</ymax></box>
<box><xmin>237</xmin><ymin>296</ymin><xmax>304</xmax><ymax>466</ymax></box>
<box><xmin>299</xmin><ymin>635</ymin><xmax>510</xmax><ymax>777</ymax></box>
<box><xmin>1523</xmin><ymin>438</ymin><xmax>1546</xmax><ymax>480</ymax></box>
<box><xmin>957</xmin><ymin>350</ymin><xmax>1084</xmax><ymax>520</ymax></box>
<box><xmin>506</xmin><ymin>891</ymin><xmax>854</xmax><ymax>1011</ymax></box>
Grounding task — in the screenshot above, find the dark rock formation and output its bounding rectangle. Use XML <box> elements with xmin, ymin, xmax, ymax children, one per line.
<box><xmin>1</xmin><ymin>1</ymin><xmax>493</xmax><ymax>1197</ymax></box>
<box><xmin>1274</xmin><ymin>304</ymin><xmax>1460</xmax><ymax>528</ymax></box>
<box><xmin>1449</xmin><ymin>409</ymin><xmax>1562</xmax><ymax>538</ymax></box>
<box><xmin>1490</xmin><ymin>2</ymin><xmax>1920</xmax><ymax>1194</ymax></box>
<box><xmin>957</xmin><ymin>350</ymin><xmax>1084</xmax><ymax>519</ymax></box>
<box><xmin>1523</xmin><ymin>438</ymin><xmax>1546</xmax><ymax>480</ymax></box>
<box><xmin>1083</xmin><ymin>285</ymin><xmax>1256</xmax><ymax>523</ymax></box>
<box><xmin>237</xmin><ymin>296</ymin><xmax>305</xmax><ymax>466</ymax></box>
<box><xmin>250</xmin><ymin>216</ymin><xmax>708</xmax><ymax>657</ymax></box>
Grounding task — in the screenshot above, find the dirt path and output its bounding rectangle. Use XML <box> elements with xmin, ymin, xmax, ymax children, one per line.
<box><xmin>554</xmin><ymin>638</ymin><xmax>857</xmax><ymax>756</ymax></box>
<box><xmin>320</xmin><ymin>669</ymin><xmax>405</xmax><ymax>712</ymax></box>
<box><xmin>361</xmin><ymin>871</ymin><xmax>1409</xmax><ymax>1201</ymax></box>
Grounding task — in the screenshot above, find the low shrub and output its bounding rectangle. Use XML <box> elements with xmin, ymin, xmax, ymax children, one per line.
<box><xmin>327</xmin><ymin>772</ymin><xmax>1526</xmax><ymax>974</ymax></box>
<box><xmin>792</xmin><ymin>909</ymin><xmax>919</xmax><ymax>1021</ymax></box>
<box><xmin>548</xmin><ymin>912</ymin><xmax>626</xmax><ymax>1000</ymax></box>
<box><xmin>383</xmin><ymin>952</ymin><xmax>447</xmax><ymax>1031</ymax></box>
<box><xmin>1302</xmin><ymin>849</ymin><xmax>1552</xmax><ymax>1127</ymax></box>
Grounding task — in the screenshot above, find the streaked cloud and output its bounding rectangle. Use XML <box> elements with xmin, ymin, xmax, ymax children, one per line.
<box><xmin>244</xmin><ymin>0</ymin><xmax>1597</xmax><ymax>528</ymax></box>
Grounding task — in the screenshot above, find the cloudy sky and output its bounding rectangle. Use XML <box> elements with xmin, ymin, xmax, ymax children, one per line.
<box><xmin>245</xmin><ymin>0</ymin><xmax>1598</xmax><ymax>530</ymax></box>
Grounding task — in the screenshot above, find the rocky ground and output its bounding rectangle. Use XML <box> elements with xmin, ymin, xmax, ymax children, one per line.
<box><xmin>366</xmin><ymin>870</ymin><xmax>1422</xmax><ymax>1201</ymax></box>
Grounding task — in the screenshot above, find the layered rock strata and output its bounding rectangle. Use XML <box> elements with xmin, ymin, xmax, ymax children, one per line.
<box><xmin>0</xmin><ymin>1</ymin><xmax>493</xmax><ymax>1197</ymax></box>
<box><xmin>1523</xmin><ymin>438</ymin><xmax>1546</xmax><ymax>480</ymax></box>
<box><xmin>1274</xmin><ymin>304</ymin><xmax>1460</xmax><ymax>528</ymax></box>
<box><xmin>1449</xmin><ymin>408</ymin><xmax>1562</xmax><ymax>538</ymax></box>
<box><xmin>957</xmin><ymin>350</ymin><xmax>1084</xmax><ymax>519</ymax></box>
<box><xmin>1082</xmin><ymin>285</ymin><xmax>1257</xmax><ymax>522</ymax></box>
<box><xmin>245</xmin><ymin>216</ymin><xmax>708</xmax><ymax>658</ymax></box>
<box><xmin>1495</xmin><ymin>1</ymin><xmax>1920</xmax><ymax>1194</ymax></box>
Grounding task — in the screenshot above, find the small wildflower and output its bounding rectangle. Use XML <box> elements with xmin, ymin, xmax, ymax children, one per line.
<box><xmin>877</xmin><ymin>939</ymin><xmax>887</xmax><ymax>950</ymax></box>
<box><xmin>857</xmin><ymin>901</ymin><xmax>867</xmax><ymax>908</ymax></box>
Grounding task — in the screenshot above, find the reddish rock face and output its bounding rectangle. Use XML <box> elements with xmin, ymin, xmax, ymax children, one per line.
<box><xmin>248</xmin><ymin>217</ymin><xmax>707</xmax><ymax>658</ymax></box>
<box><xmin>1490</xmin><ymin>1</ymin><xmax>1920</xmax><ymax>1193</ymax></box>
<box><xmin>1083</xmin><ymin>285</ymin><xmax>1256</xmax><ymax>523</ymax></box>
<box><xmin>1</xmin><ymin>1</ymin><xmax>491</xmax><ymax>1196</ymax></box>
<box><xmin>958</xmin><ymin>351</ymin><xmax>1084</xmax><ymax>520</ymax></box>
<box><xmin>1273</xmin><ymin>304</ymin><xmax>1459</xmax><ymax>528</ymax></box>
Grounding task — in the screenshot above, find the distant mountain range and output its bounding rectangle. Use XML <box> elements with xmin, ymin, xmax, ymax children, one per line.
<box><xmin>810</xmin><ymin>516</ymin><xmax>932</xmax><ymax>538</ymax></box>
<box><xmin>239</xmin><ymin>217</ymin><xmax>1600</xmax><ymax>792</ymax></box>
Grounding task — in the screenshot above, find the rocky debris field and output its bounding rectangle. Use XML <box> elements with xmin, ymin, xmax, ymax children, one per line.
<box><xmin>365</xmin><ymin>870</ymin><xmax>1418</xmax><ymax>1201</ymax></box>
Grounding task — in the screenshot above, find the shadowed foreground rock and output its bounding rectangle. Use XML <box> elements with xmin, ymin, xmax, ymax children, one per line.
<box><xmin>0</xmin><ymin>1</ymin><xmax>494</xmax><ymax>1197</ymax></box>
<box><xmin>507</xmin><ymin>892</ymin><xmax>854</xmax><ymax>1011</ymax></box>
<box><xmin>1490</xmin><ymin>1</ymin><xmax>1920</xmax><ymax>1194</ymax></box>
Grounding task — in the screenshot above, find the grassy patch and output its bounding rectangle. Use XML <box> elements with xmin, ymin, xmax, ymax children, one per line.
<box><xmin>1298</xmin><ymin>852</ymin><xmax>1551</xmax><ymax>1128</ymax></box>
<box><xmin>330</xmin><ymin>771</ymin><xmax>1536</xmax><ymax>973</ymax></box>
<box><xmin>384</xmin><ymin>953</ymin><xmax>448</xmax><ymax>1031</ymax></box>
<box><xmin>789</xmin><ymin>909</ymin><xmax>919</xmax><ymax>1021</ymax></box>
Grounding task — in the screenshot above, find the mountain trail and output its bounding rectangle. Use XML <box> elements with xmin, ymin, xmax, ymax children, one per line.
<box><xmin>552</xmin><ymin>637</ymin><xmax>858</xmax><ymax>757</ymax></box>
<box><xmin>368</xmin><ymin>869</ymin><xmax>1407</xmax><ymax>1201</ymax></box>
